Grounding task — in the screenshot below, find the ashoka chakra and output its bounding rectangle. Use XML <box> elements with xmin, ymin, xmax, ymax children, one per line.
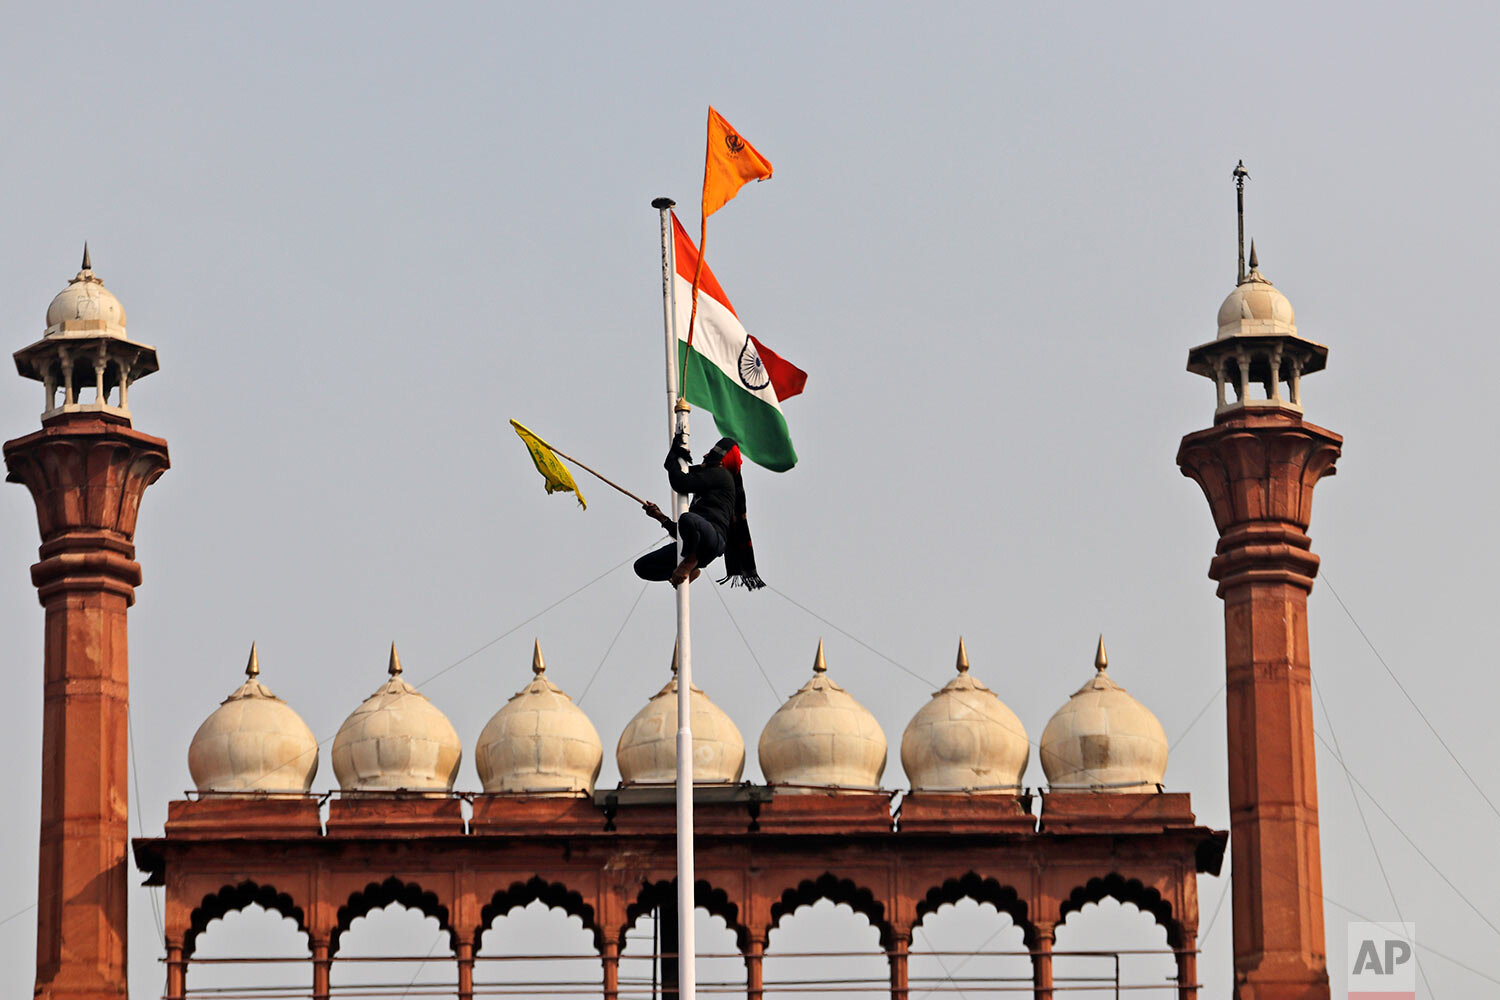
<box><xmin>737</xmin><ymin>338</ymin><xmax>770</xmax><ymax>390</ymax></box>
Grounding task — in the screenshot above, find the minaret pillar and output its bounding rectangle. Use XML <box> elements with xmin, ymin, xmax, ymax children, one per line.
<box><xmin>7</xmin><ymin>416</ymin><xmax>169</xmax><ymax>999</ymax></box>
<box><xmin>6</xmin><ymin>253</ymin><xmax>169</xmax><ymax>1000</ymax></box>
<box><xmin>1178</xmin><ymin>411</ymin><xmax>1338</xmax><ymax>999</ymax></box>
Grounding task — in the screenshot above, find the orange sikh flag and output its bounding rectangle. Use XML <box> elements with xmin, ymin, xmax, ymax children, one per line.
<box><xmin>685</xmin><ymin>108</ymin><xmax>773</xmax><ymax>375</ymax></box>
<box><xmin>702</xmin><ymin>106</ymin><xmax>773</xmax><ymax>217</ymax></box>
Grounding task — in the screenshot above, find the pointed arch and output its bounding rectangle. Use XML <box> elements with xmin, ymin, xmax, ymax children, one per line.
<box><xmin>914</xmin><ymin>872</ymin><xmax>1036</xmax><ymax>947</ymax></box>
<box><xmin>478</xmin><ymin>877</ymin><xmax>602</xmax><ymax>951</ymax></box>
<box><xmin>1058</xmin><ymin>872</ymin><xmax>1182</xmax><ymax>947</ymax></box>
<box><xmin>185</xmin><ymin>881</ymin><xmax>307</xmax><ymax>959</ymax></box>
<box><xmin>333</xmin><ymin>877</ymin><xmax>453</xmax><ymax>953</ymax></box>
<box><xmin>768</xmin><ymin>873</ymin><xmax>891</xmax><ymax>950</ymax></box>
<box><xmin>621</xmin><ymin>879</ymin><xmax>747</xmax><ymax>952</ymax></box>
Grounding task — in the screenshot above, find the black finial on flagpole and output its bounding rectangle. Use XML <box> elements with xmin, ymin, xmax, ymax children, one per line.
<box><xmin>652</xmin><ymin>197</ymin><xmax>676</xmax><ymax>210</ymax></box>
<box><xmin>1233</xmin><ymin>160</ymin><xmax>1249</xmax><ymax>285</ymax></box>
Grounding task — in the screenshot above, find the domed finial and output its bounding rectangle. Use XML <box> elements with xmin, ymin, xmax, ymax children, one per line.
<box><xmin>1248</xmin><ymin>240</ymin><xmax>1259</xmax><ymax>271</ymax></box>
<box><xmin>671</xmin><ymin>640</ymin><xmax>680</xmax><ymax>676</ymax></box>
<box><xmin>956</xmin><ymin>637</ymin><xmax>970</xmax><ymax>674</ymax></box>
<box><xmin>388</xmin><ymin>643</ymin><xmax>403</xmax><ymax>677</ymax></box>
<box><xmin>532</xmin><ymin>639</ymin><xmax>546</xmax><ymax>675</ymax></box>
<box><xmin>813</xmin><ymin>639</ymin><xmax>827</xmax><ymax>674</ymax></box>
<box><xmin>245</xmin><ymin>642</ymin><xmax>260</xmax><ymax>678</ymax></box>
<box><xmin>81</xmin><ymin>242</ymin><xmax>92</xmax><ymax>271</ymax></box>
<box><xmin>1094</xmin><ymin>635</ymin><xmax>1108</xmax><ymax>673</ymax></box>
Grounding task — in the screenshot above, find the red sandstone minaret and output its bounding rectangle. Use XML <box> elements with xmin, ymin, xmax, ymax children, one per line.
<box><xmin>1176</xmin><ymin>202</ymin><xmax>1339</xmax><ymax>997</ymax></box>
<box><xmin>5</xmin><ymin>248</ymin><xmax>169</xmax><ymax>1000</ymax></box>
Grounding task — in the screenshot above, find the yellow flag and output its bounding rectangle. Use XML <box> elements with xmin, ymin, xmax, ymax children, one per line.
<box><xmin>702</xmin><ymin>107</ymin><xmax>773</xmax><ymax>218</ymax></box>
<box><xmin>510</xmin><ymin>420</ymin><xmax>586</xmax><ymax>509</ymax></box>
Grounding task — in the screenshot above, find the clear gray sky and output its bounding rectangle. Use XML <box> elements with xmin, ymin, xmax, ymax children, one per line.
<box><xmin>2</xmin><ymin>3</ymin><xmax>1498</xmax><ymax>996</ymax></box>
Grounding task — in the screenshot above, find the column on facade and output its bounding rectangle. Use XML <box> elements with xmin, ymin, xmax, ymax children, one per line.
<box><xmin>456</xmin><ymin>939</ymin><xmax>474</xmax><ymax>1000</ymax></box>
<box><xmin>1031</xmin><ymin>923</ymin><xmax>1054</xmax><ymax>1000</ymax></box>
<box><xmin>165</xmin><ymin>940</ymin><xmax>186</xmax><ymax>1000</ymax></box>
<box><xmin>311</xmin><ymin>938</ymin><xmax>331</xmax><ymax>1000</ymax></box>
<box><xmin>888</xmin><ymin>932</ymin><xmax>910</xmax><ymax>1000</ymax></box>
<box><xmin>602</xmin><ymin>940</ymin><xmax>620</xmax><ymax>1000</ymax></box>
<box><xmin>744</xmin><ymin>937</ymin><xmax>764</xmax><ymax>1000</ymax></box>
<box><xmin>1176</xmin><ymin>930</ymin><xmax>1199</xmax><ymax>1000</ymax></box>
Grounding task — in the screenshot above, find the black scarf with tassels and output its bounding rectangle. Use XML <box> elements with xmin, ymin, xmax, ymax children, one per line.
<box><xmin>716</xmin><ymin>445</ymin><xmax>764</xmax><ymax>590</ymax></box>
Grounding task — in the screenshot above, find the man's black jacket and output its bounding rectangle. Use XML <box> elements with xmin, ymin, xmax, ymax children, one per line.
<box><xmin>665</xmin><ymin>448</ymin><xmax>736</xmax><ymax>534</ymax></box>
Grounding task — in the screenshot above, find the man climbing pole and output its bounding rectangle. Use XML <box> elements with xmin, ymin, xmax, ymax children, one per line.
<box><xmin>635</xmin><ymin>434</ymin><xmax>764</xmax><ymax>590</ymax></box>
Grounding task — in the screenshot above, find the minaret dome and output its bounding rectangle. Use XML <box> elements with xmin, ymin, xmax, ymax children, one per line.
<box><xmin>13</xmin><ymin>246</ymin><xmax>160</xmax><ymax>424</ymax></box>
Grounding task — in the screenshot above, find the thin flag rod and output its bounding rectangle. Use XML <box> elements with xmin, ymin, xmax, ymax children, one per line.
<box><xmin>533</xmin><ymin>440</ymin><xmax>650</xmax><ymax>507</ymax></box>
<box><xmin>652</xmin><ymin>196</ymin><xmax>697</xmax><ymax>1000</ymax></box>
<box><xmin>680</xmin><ymin>107</ymin><xmax>716</xmax><ymax>402</ymax></box>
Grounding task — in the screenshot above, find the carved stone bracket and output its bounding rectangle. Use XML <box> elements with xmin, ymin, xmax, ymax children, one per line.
<box><xmin>5</xmin><ymin>416</ymin><xmax>169</xmax><ymax>537</ymax></box>
<box><xmin>1177</xmin><ymin>413</ymin><xmax>1341</xmax><ymax>595</ymax></box>
<box><xmin>5</xmin><ymin>415</ymin><xmax>169</xmax><ymax>606</ymax></box>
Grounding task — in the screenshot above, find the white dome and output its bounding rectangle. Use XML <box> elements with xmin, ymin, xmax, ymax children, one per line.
<box><xmin>1039</xmin><ymin>638</ymin><xmax>1168</xmax><ymax>792</ymax></box>
<box><xmin>759</xmin><ymin>641</ymin><xmax>887</xmax><ymax>792</ymax></box>
<box><xmin>332</xmin><ymin>645</ymin><xmax>462</xmax><ymax>792</ymax></box>
<box><xmin>616</xmin><ymin>648</ymin><xmax>744</xmax><ymax>785</ymax></box>
<box><xmin>188</xmin><ymin>644</ymin><xmax>319</xmax><ymax>793</ymax></box>
<box><xmin>1216</xmin><ymin>247</ymin><xmax>1296</xmax><ymax>338</ymax></box>
<box><xmin>45</xmin><ymin>248</ymin><xmax>127</xmax><ymax>338</ymax></box>
<box><xmin>900</xmin><ymin>639</ymin><xmax>1029</xmax><ymax>793</ymax></box>
<box><xmin>475</xmin><ymin>641</ymin><xmax>603</xmax><ymax>794</ymax></box>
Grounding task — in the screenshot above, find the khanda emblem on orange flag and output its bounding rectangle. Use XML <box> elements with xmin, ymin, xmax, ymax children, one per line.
<box><xmin>702</xmin><ymin>107</ymin><xmax>772</xmax><ymax>218</ymax></box>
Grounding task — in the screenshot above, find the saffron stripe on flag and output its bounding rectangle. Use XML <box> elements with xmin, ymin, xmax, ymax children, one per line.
<box><xmin>672</xmin><ymin>214</ymin><xmax>806</xmax><ymax>401</ymax></box>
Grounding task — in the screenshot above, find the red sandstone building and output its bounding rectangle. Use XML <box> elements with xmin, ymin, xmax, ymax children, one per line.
<box><xmin>8</xmin><ymin>237</ymin><xmax>1337</xmax><ymax>998</ymax></box>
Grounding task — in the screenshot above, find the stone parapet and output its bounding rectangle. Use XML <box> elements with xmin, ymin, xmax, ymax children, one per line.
<box><xmin>897</xmin><ymin>792</ymin><xmax>1035</xmax><ymax>834</ymax></box>
<box><xmin>1037</xmin><ymin>791</ymin><xmax>1197</xmax><ymax>834</ymax></box>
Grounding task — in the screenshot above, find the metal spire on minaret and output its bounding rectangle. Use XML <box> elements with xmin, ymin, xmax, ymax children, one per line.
<box><xmin>81</xmin><ymin>241</ymin><xmax>92</xmax><ymax>271</ymax></box>
<box><xmin>1234</xmin><ymin>160</ymin><xmax>1249</xmax><ymax>284</ymax></box>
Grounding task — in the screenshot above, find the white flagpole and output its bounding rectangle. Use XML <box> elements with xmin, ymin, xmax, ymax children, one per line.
<box><xmin>652</xmin><ymin>196</ymin><xmax>696</xmax><ymax>1000</ymax></box>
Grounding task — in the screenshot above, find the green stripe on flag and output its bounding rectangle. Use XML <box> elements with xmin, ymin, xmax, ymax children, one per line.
<box><xmin>680</xmin><ymin>341</ymin><xmax>798</xmax><ymax>472</ymax></box>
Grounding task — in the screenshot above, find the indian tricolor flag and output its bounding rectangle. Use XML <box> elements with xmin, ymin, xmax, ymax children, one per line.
<box><xmin>672</xmin><ymin>212</ymin><xmax>806</xmax><ymax>472</ymax></box>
